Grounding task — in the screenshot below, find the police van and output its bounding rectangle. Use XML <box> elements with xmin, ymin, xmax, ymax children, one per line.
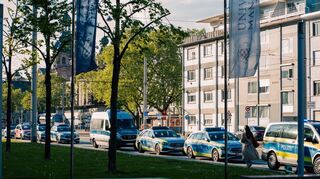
<box><xmin>262</xmin><ymin>122</ymin><xmax>320</xmax><ymax>174</ymax></box>
<box><xmin>90</xmin><ymin>109</ymin><xmax>138</xmax><ymax>148</ymax></box>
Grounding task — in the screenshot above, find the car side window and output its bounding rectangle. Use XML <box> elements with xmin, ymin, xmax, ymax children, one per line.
<box><xmin>188</xmin><ymin>134</ymin><xmax>194</xmax><ymax>139</ymax></box>
<box><xmin>305</xmin><ymin>127</ymin><xmax>314</xmax><ymax>139</ymax></box>
<box><xmin>143</xmin><ymin>131</ymin><xmax>150</xmax><ymax>137</ymax></box>
<box><xmin>195</xmin><ymin>133</ymin><xmax>203</xmax><ymax>140</ymax></box>
<box><xmin>282</xmin><ymin>125</ymin><xmax>297</xmax><ymax>139</ymax></box>
<box><xmin>266</xmin><ymin>125</ymin><xmax>282</xmax><ymax>137</ymax></box>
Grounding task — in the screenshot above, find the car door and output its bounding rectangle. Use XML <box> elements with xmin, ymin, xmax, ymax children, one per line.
<box><xmin>303</xmin><ymin>126</ymin><xmax>319</xmax><ymax>166</ymax></box>
<box><xmin>192</xmin><ymin>133</ymin><xmax>203</xmax><ymax>156</ymax></box>
<box><xmin>279</xmin><ymin>124</ymin><xmax>297</xmax><ymax>164</ymax></box>
<box><xmin>199</xmin><ymin>133</ymin><xmax>212</xmax><ymax>157</ymax></box>
<box><xmin>140</xmin><ymin>131</ymin><xmax>149</xmax><ymax>149</ymax></box>
<box><xmin>101</xmin><ymin>131</ymin><xmax>110</xmax><ymax>147</ymax></box>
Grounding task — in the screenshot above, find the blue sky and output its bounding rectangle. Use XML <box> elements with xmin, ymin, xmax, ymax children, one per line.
<box><xmin>159</xmin><ymin>0</ymin><xmax>224</xmax><ymax>30</ymax></box>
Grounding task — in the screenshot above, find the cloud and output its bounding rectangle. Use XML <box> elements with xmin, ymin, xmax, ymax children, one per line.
<box><xmin>158</xmin><ymin>0</ymin><xmax>224</xmax><ymax>30</ymax></box>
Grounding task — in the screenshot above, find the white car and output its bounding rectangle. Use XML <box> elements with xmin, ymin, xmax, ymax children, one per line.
<box><xmin>51</xmin><ymin>124</ymin><xmax>80</xmax><ymax>144</ymax></box>
<box><xmin>90</xmin><ymin>130</ymin><xmax>110</xmax><ymax>148</ymax></box>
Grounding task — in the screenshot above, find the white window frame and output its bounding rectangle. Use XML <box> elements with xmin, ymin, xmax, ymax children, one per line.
<box><xmin>204</xmin><ymin>114</ymin><xmax>213</xmax><ymax>126</ymax></box>
<box><xmin>218</xmin><ymin>41</ymin><xmax>224</xmax><ymax>56</ymax></box>
<box><xmin>259</xmin><ymin>106</ymin><xmax>270</xmax><ymax>118</ymax></box>
<box><xmin>203</xmin><ymin>44</ymin><xmax>213</xmax><ymax>57</ymax></box>
<box><xmin>187</xmin><ymin>93</ymin><xmax>196</xmax><ymax>104</ymax></box>
<box><xmin>248</xmin><ymin>81</ymin><xmax>258</xmax><ymax>94</ymax></box>
<box><xmin>187</xmin><ymin>48</ymin><xmax>196</xmax><ymax>60</ymax></box>
<box><xmin>282</xmin><ymin>91</ymin><xmax>294</xmax><ymax>106</ymax></box>
<box><xmin>204</xmin><ymin>91</ymin><xmax>213</xmax><ymax>103</ymax></box>
<box><xmin>313</xmin><ymin>21</ymin><xmax>320</xmax><ymax>37</ymax></box>
<box><xmin>187</xmin><ymin>70</ymin><xmax>196</xmax><ymax>82</ymax></box>
<box><xmin>259</xmin><ymin>79</ymin><xmax>270</xmax><ymax>94</ymax></box>
<box><xmin>281</xmin><ymin>67</ymin><xmax>294</xmax><ymax>79</ymax></box>
<box><xmin>221</xmin><ymin>89</ymin><xmax>231</xmax><ymax>101</ymax></box>
<box><xmin>313</xmin><ymin>50</ymin><xmax>320</xmax><ymax>66</ymax></box>
<box><xmin>189</xmin><ymin>115</ymin><xmax>196</xmax><ymax>125</ymax></box>
<box><xmin>204</xmin><ymin>68</ymin><xmax>213</xmax><ymax>80</ymax></box>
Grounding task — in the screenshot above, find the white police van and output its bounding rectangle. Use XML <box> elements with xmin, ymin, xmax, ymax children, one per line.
<box><xmin>90</xmin><ymin>109</ymin><xmax>138</xmax><ymax>148</ymax></box>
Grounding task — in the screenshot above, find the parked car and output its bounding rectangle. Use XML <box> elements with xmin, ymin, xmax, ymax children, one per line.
<box><xmin>184</xmin><ymin>130</ymin><xmax>242</xmax><ymax>161</ymax></box>
<box><xmin>249</xmin><ymin>126</ymin><xmax>265</xmax><ymax>141</ymax></box>
<box><xmin>3</xmin><ymin>125</ymin><xmax>16</xmax><ymax>138</ymax></box>
<box><xmin>15</xmin><ymin>124</ymin><xmax>31</xmax><ymax>140</ymax></box>
<box><xmin>235</xmin><ymin>126</ymin><xmax>265</xmax><ymax>141</ymax></box>
<box><xmin>90</xmin><ymin>109</ymin><xmax>138</xmax><ymax>148</ymax></box>
<box><xmin>90</xmin><ymin>130</ymin><xmax>110</xmax><ymax>148</ymax></box>
<box><xmin>262</xmin><ymin>122</ymin><xmax>320</xmax><ymax>174</ymax></box>
<box><xmin>135</xmin><ymin>126</ymin><xmax>185</xmax><ymax>155</ymax></box>
<box><xmin>50</xmin><ymin>124</ymin><xmax>80</xmax><ymax>144</ymax></box>
<box><xmin>37</xmin><ymin>124</ymin><xmax>46</xmax><ymax>142</ymax></box>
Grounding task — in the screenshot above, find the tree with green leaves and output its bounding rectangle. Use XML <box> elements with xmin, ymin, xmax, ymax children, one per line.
<box><xmin>79</xmin><ymin>26</ymin><xmax>186</xmax><ymax>128</ymax></box>
<box><xmin>19</xmin><ymin>0</ymin><xmax>71</xmax><ymax>159</ymax></box>
<box><xmin>98</xmin><ymin>0</ymin><xmax>170</xmax><ymax>172</ymax></box>
<box><xmin>2</xmin><ymin>0</ymin><xmax>35</xmax><ymax>152</ymax></box>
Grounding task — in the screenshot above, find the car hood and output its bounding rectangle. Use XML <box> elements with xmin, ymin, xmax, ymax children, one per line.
<box><xmin>117</xmin><ymin>129</ymin><xmax>138</xmax><ymax>135</ymax></box>
<box><xmin>57</xmin><ymin>131</ymin><xmax>79</xmax><ymax>135</ymax></box>
<box><xmin>158</xmin><ymin>137</ymin><xmax>185</xmax><ymax>143</ymax></box>
<box><xmin>214</xmin><ymin>140</ymin><xmax>241</xmax><ymax>147</ymax></box>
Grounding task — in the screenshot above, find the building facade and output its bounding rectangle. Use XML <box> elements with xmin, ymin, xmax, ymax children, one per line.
<box><xmin>182</xmin><ymin>0</ymin><xmax>320</xmax><ymax>133</ymax></box>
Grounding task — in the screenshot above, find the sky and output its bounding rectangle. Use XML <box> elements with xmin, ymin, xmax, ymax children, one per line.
<box><xmin>158</xmin><ymin>0</ymin><xmax>224</xmax><ymax>30</ymax></box>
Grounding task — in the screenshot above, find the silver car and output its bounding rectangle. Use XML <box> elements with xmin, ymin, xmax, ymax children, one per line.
<box><xmin>51</xmin><ymin>124</ymin><xmax>80</xmax><ymax>144</ymax></box>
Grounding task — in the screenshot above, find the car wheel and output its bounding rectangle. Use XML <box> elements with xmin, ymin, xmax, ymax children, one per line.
<box><xmin>313</xmin><ymin>156</ymin><xmax>320</xmax><ymax>174</ymax></box>
<box><xmin>305</xmin><ymin>166</ymin><xmax>314</xmax><ymax>173</ymax></box>
<box><xmin>138</xmin><ymin>143</ymin><xmax>144</xmax><ymax>153</ymax></box>
<box><xmin>212</xmin><ymin>149</ymin><xmax>219</xmax><ymax>162</ymax></box>
<box><xmin>187</xmin><ymin>147</ymin><xmax>195</xmax><ymax>159</ymax></box>
<box><xmin>155</xmin><ymin>144</ymin><xmax>161</xmax><ymax>155</ymax></box>
<box><xmin>267</xmin><ymin>152</ymin><xmax>280</xmax><ymax>170</ymax></box>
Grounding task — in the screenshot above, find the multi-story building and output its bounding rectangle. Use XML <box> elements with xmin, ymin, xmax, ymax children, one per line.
<box><xmin>181</xmin><ymin>0</ymin><xmax>320</xmax><ymax>133</ymax></box>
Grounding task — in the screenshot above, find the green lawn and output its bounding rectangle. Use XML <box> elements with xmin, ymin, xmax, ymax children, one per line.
<box><xmin>3</xmin><ymin>143</ymin><xmax>278</xmax><ymax>179</ymax></box>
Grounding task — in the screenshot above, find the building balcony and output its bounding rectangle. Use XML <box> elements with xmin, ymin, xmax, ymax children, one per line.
<box><xmin>260</xmin><ymin>0</ymin><xmax>280</xmax><ymax>7</ymax></box>
<box><xmin>260</xmin><ymin>3</ymin><xmax>305</xmax><ymax>24</ymax></box>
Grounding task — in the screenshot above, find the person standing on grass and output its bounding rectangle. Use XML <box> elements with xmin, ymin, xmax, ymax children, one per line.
<box><xmin>241</xmin><ymin>125</ymin><xmax>259</xmax><ymax>168</ymax></box>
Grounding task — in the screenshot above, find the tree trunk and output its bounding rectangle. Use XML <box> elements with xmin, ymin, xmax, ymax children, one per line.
<box><xmin>44</xmin><ymin>35</ymin><xmax>51</xmax><ymax>160</ymax></box>
<box><xmin>108</xmin><ymin>0</ymin><xmax>120</xmax><ymax>173</ymax></box>
<box><xmin>6</xmin><ymin>74</ymin><xmax>12</xmax><ymax>152</ymax></box>
<box><xmin>108</xmin><ymin>47</ymin><xmax>121</xmax><ymax>172</ymax></box>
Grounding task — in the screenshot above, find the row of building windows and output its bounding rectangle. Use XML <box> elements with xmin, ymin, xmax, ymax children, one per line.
<box><xmin>187</xmin><ymin>114</ymin><xmax>231</xmax><ymax>125</ymax></box>
<box><xmin>187</xmin><ymin>90</ymin><xmax>231</xmax><ymax>104</ymax></box>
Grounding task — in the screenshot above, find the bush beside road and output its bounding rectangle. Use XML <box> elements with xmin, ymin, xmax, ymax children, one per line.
<box><xmin>3</xmin><ymin>143</ymin><xmax>278</xmax><ymax>179</ymax></box>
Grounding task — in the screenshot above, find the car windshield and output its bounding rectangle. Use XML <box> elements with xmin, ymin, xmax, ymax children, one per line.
<box><xmin>38</xmin><ymin>126</ymin><xmax>46</xmax><ymax>131</ymax></box>
<box><xmin>53</xmin><ymin>115</ymin><xmax>63</xmax><ymax>123</ymax></box>
<box><xmin>208</xmin><ymin>132</ymin><xmax>239</xmax><ymax>141</ymax></box>
<box><xmin>117</xmin><ymin>119</ymin><xmax>136</xmax><ymax>129</ymax></box>
<box><xmin>154</xmin><ymin>130</ymin><xmax>178</xmax><ymax>138</ymax></box>
<box><xmin>22</xmin><ymin>125</ymin><xmax>31</xmax><ymax>130</ymax></box>
<box><xmin>57</xmin><ymin>127</ymin><xmax>70</xmax><ymax>132</ymax></box>
<box><xmin>253</xmin><ymin>126</ymin><xmax>265</xmax><ymax>131</ymax></box>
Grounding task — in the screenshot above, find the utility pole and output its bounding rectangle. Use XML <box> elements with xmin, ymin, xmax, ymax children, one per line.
<box><xmin>0</xmin><ymin>2</ymin><xmax>4</xmax><ymax>179</ymax></box>
<box><xmin>31</xmin><ymin>4</ymin><xmax>38</xmax><ymax>143</ymax></box>
<box><xmin>223</xmin><ymin>0</ymin><xmax>228</xmax><ymax>178</ymax></box>
<box><xmin>297</xmin><ymin>21</ymin><xmax>306</xmax><ymax>177</ymax></box>
<box><xmin>143</xmin><ymin>58</ymin><xmax>147</xmax><ymax>129</ymax></box>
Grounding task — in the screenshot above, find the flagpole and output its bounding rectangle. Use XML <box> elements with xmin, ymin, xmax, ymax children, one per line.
<box><xmin>223</xmin><ymin>0</ymin><xmax>228</xmax><ymax>178</ymax></box>
<box><xmin>70</xmin><ymin>0</ymin><xmax>76</xmax><ymax>178</ymax></box>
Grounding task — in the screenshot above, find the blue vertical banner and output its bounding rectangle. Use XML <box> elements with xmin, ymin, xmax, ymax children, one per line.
<box><xmin>76</xmin><ymin>0</ymin><xmax>98</xmax><ymax>74</ymax></box>
<box><xmin>229</xmin><ymin>0</ymin><xmax>260</xmax><ymax>78</ymax></box>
